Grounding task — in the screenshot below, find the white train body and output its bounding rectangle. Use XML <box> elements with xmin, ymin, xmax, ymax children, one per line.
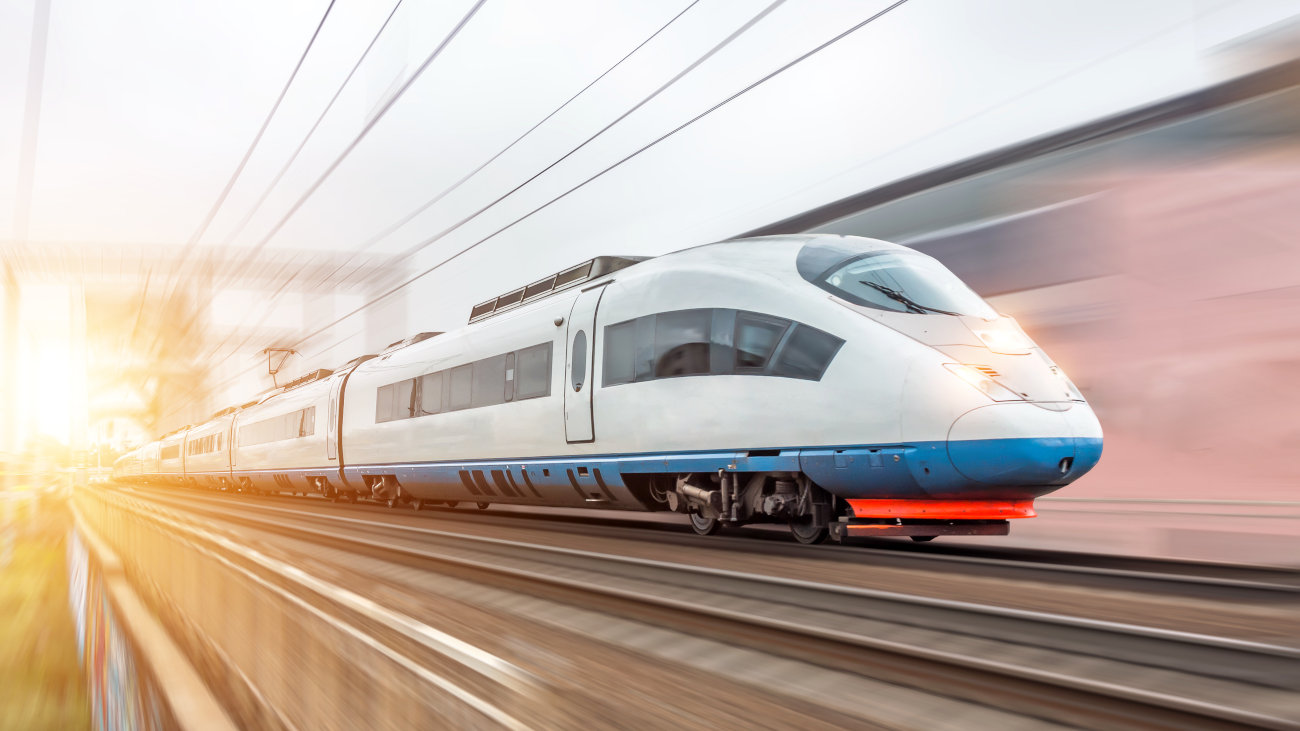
<box><xmin>182</xmin><ymin>413</ymin><xmax>233</xmax><ymax>489</ymax></box>
<box><xmin>117</xmin><ymin>236</ymin><xmax>1103</xmax><ymax>541</ymax></box>
<box><xmin>227</xmin><ymin>374</ymin><xmax>334</xmax><ymax>492</ymax></box>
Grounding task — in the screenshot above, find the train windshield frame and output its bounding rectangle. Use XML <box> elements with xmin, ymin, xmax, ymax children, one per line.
<box><xmin>800</xmin><ymin>245</ymin><xmax>997</xmax><ymax>319</ymax></box>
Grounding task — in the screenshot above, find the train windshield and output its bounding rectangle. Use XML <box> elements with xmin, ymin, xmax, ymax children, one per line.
<box><xmin>808</xmin><ymin>249</ymin><xmax>997</xmax><ymax>319</ymax></box>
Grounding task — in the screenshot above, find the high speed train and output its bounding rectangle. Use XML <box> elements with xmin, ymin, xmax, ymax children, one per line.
<box><xmin>114</xmin><ymin>235</ymin><xmax>1102</xmax><ymax>543</ymax></box>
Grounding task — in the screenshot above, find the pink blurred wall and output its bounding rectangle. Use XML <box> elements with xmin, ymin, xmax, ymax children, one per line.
<box><xmin>973</xmin><ymin>146</ymin><xmax>1300</xmax><ymax>562</ymax></box>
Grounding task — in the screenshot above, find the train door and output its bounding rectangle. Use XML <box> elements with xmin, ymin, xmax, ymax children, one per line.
<box><xmin>564</xmin><ymin>285</ymin><xmax>607</xmax><ymax>443</ymax></box>
<box><xmin>227</xmin><ymin>416</ymin><xmax>238</xmax><ymax>472</ymax></box>
<box><xmin>327</xmin><ymin>374</ymin><xmax>344</xmax><ymax>460</ymax></box>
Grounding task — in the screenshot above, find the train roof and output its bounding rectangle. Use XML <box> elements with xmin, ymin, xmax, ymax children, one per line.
<box><xmin>378</xmin><ymin>332</ymin><xmax>441</xmax><ymax>355</ymax></box>
<box><xmin>467</xmin><ymin>255</ymin><xmax>649</xmax><ymax>325</ymax></box>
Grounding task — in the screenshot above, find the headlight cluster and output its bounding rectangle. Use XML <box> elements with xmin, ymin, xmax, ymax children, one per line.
<box><xmin>971</xmin><ymin>324</ymin><xmax>1034</xmax><ymax>353</ymax></box>
<box><xmin>944</xmin><ymin>363</ymin><xmax>1023</xmax><ymax>402</ymax></box>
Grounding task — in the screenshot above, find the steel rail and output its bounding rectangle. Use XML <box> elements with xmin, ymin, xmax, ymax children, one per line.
<box><xmin>122</xmin><ymin>486</ymin><xmax>1300</xmax><ymax>730</ymax></box>
<box><xmin>82</xmin><ymin>488</ymin><xmax>539</xmax><ymax>729</ymax></box>
<box><xmin>137</xmin><ymin>485</ymin><xmax>1300</xmax><ymax>600</ymax></box>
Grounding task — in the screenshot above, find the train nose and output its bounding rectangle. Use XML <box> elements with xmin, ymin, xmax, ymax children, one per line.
<box><xmin>946</xmin><ymin>402</ymin><xmax>1102</xmax><ymax>486</ymax></box>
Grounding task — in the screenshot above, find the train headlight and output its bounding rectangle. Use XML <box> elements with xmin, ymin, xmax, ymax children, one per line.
<box><xmin>972</xmin><ymin>324</ymin><xmax>1034</xmax><ymax>353</ymax></box>
<box><xmin>944</xmin><ymin>363</ymin><xmax>1023</xmax><ymax>402</ymax></box>
<box><xmin>1050</xmin><ymin>365</ymin><xmax>1086</xmax><ymax>401</ymax></box>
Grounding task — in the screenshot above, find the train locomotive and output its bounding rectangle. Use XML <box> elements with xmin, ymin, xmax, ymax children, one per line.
<box><xmin>114</xmin><ymin>235</ymin><xmax>1102</xmax><ymax>543</ymax></box>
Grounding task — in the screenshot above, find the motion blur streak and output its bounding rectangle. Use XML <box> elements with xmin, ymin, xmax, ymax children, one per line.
<box><xmin>808</xmin><ymin>54</ymin><xmax>1300</xmax><ymax>562</ymax></box>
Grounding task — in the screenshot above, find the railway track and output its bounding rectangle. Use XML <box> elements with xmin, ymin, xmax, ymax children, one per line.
<box><xmin>116</xmin><ymin>486</ymin><xmax>1300</xmax><ymax>729</ymax></box>
<box><xmin>137</xmin><ymin>484</ymin><xmax>1300</xmax><ymax>603</ymax></box>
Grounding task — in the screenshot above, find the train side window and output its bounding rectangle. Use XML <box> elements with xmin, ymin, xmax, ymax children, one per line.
<box><xmin>420</xmin><ymin>372</ymin><xmax>444</xmax><ymax>414</ymax></box>
<box><xmin>633</xmin><ymin>314</ymin><xmax>656</xmax><ymax>381</ymax></box>
<box><xmin>603</xmin><ymin>322</ymin><xmax>635</xmax><ymax>386</ymax></box>
<box><xmin>472</xmin><ymin>355</ymin><xmax>507</xmax><ymax>407</ymax></box>
<box><xmin>654</xmin><ymin>309</ymin><xmax>711</xmax><ymax>378</ymax></box>
<box><xmin>393</xmin><ymin>378</ymin><xmax>416</xmax><ymax>420</ymax></box>
<box><xmin>571</xmin><ymin>331</ymin><xmax>587</xmax><ymax>391</ymax></box>
<box><xmin>376</xmin><ymin>383</ymin><xmax>395</xmax><ymax>422</ymax></box>
<box><xmin>734</xmin><ymin>311</ymin><xmax>790</xmax><ymax>371</ymax></box>
<box><xmin>504</xmin><ymin>352</ymin><xmax>516</xmax><ymax>402</ymax></box>
<box><xmin>515</xmin><ymin>342</ymin><xmax>551</xmax><ymax>399</ymax></box>
<box><xmin>771</xmin><ymin>324</ymin><xmax>844</xmax><ymax>380</ymax></box>
<box><xmin>449</xmin><ymin>364</ymin><xmax>473</xmax><ymax>410</ymax></box>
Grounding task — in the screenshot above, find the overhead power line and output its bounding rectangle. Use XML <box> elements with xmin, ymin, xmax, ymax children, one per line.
<box><xmin>160</xmin><ymin>0</ymin><xmax>339</xmax><ymax>304</ymax></box>
<box><xmin>313</xmin><ymin>0</ymin><xmax>703</xmax><ymax>278</ymax></box>
<box><xmin>216</xmin><ymin>0</ymin><xmax>408</xmax><ymax>251</ymax></box>
<box><xmin>159</xmin><ymin>1</ymin><xmax>912</xmax><ymax>419</ymax></box>
<box><xmin>153</xmin><ymin>0</ymin><xmax>488</xmax><ymax>362</ymax></box>
<box><xmin>176</xmin><ymin>0</ymin><xmax>701</xmax><ymax>381</ymax></box>
<box><xmin>219</xmin><ymin>0</ymin><xmax>490</xmax><ymax>282</ymax></box>
<box><xmin>288</xmin><ymin>0</ymin><xmax>912</xmax><ymax>351</ymax></box>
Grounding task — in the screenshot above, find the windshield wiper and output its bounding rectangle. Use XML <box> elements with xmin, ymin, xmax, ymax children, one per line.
<box><xmin>860</xmin><ymin>281</ymin><xmax>960</xmax><ymax>316</ymax></box>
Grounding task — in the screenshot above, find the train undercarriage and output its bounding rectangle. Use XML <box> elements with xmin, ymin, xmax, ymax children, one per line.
<box><xmin>170</xmin><ymin>468</ymin><xmax>1013</xmax><ymax>544</ymax></box>
<box><xmin>634</xmin><ymin>472</ymin><xmax>1012</xmax><ymax>544</ymax></box>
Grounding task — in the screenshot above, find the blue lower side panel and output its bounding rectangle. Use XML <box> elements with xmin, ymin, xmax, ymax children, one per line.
<box><xmin>137</xmin><ymin>437</ymin><xmax>1103</xmax><ymax>505</ymax></box>
<box><xmin>336</xmin><ymin>436</ymin><xmax>1103</xmax><ymax>505</ymax></box>
<box><xmin>175</xmin><ymin>467</ymin><xmax>341</xmax><ymax>494</ymax></box>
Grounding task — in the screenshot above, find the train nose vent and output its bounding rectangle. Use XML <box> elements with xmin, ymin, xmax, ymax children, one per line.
<box><xmin>969</xmin><ymin>364</ymin><xmax>1000</xmax><ymax>377</ymax></box>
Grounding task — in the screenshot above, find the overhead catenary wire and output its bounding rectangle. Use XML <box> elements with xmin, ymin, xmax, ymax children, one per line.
<box><xmin>215</xmin><ymin>0</ymin><xmax>408</xmax><ymax>252</ymax></box>
<box><xmin>153</xmin><ymin>0</ymin><xmax>339</xmax><ymax>317</ymax></box>
<box><xmin>159</xmin><ymin>0</ymin><xmax>912</xmax><ymax>422</ymax></box>
<box><xmin>304</xmin><ymin>0</ymin><xmax>703</xmax><ymax>289</ymax></box>
<box><xmin>168</xmin><ymin>0</ymin><xmax>704</xmax><ymax>398</ymax></box>
<box><xmin>153</xmin><ymin>0</ymin><xmax>488</xmax><ymax>362</ymax></box>
<box><xmin>217</xmin><ymin>0</ymin><xmax>490</xmax><ymax>284</ymax></box>
<box><xmin>185</xmin><ymin>0</ymin><xmax>770</xmax><ymax>371</ymax></box>
<box><xmin>289</xmin><ymin>0</ymin><xmax>914</xmax><ymax>350</ymax></box>
<box><xmin>391</xmin><ymin>0</ymin><xmax>786</xmax><ymax>263</ymax></box>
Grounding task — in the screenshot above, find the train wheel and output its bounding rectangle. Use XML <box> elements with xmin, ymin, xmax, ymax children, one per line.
<box><xmin>789</xmin><ymin>517</ymin><xmax>828</xmax><ymax>545</ymax></box>
<box><xmin>444</xmin><ymin>501</ymin><xmax>459</xmax><ymax>508</ymax></box>
<box><xmin>476</xmin><ymin>502</ymin><xmax>490</xmax><ymax>510</ymax></box>
<box><xmin>688</xmin><ymin>512</ymin><xmax>720</xmax><ymax>536</ymax></box>
<box><xmin>410</xmin><ymin>499</ymin><xmax>425</xmax><ymax>511</ymax></box>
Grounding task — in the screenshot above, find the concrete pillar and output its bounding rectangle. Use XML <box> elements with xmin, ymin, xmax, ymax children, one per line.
<box><xmin>69</xmin><ymin>283</ymin><xmax>88</xmax><ymax>486</ymax></box>
<box><xmin>1</xmin><ymin>265</ymin><xmax>19</xmax><ymax>489</ymax></box>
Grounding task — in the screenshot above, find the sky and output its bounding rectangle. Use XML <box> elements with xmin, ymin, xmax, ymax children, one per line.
<box><xmin>1</xmin><ymin>0</ymin><xmax>1297</xmax><ymax>432</ymax></box>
